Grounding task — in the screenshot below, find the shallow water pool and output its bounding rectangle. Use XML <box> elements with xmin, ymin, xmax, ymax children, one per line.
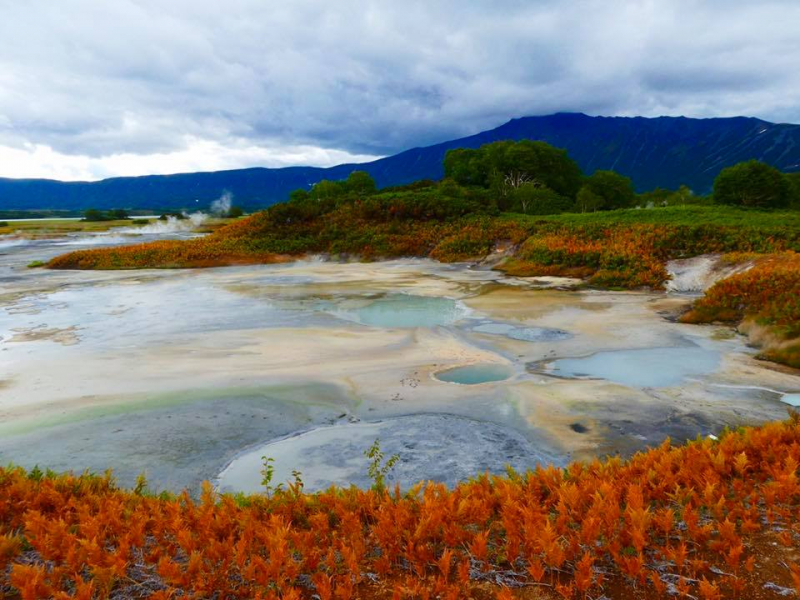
<box><xmin>435</xmin><ymin>363</ymin><xmax>513</xmax><ymax>385</ymax></box>
<box><xmin>338</xmin><ymin>294</ymin><xmax>467</xmax><ymax>328</ymax></box>
<box><xmin>782</xmin><ymin>394</ymin><xmax>800</xmax><ymax>407</ymax></box>
<box><xmin>547</xmin><ymin>344</ymin><xmax>721</xmax><ymax>388</ymax></box>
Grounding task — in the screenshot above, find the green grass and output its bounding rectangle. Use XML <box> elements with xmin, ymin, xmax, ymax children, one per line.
<box><xmin>0</xmin><ymin>216</ymin><xmax>237</xmax><ymax>238</ymax></box>
<box><xmin>0</xmin><ymin>218</ymin><xmax>147</xmax><ymax>235</ymax></box>
<box><xmin>527</xmin><ymin>204</ymin><xmax>800</xmax><ymax>228</ymax></box>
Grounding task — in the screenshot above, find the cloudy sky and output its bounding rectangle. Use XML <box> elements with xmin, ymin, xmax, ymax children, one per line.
<box><xmin>1</xmin><ymin>0</ymin><xmax>799</xmax><ymax>181</ymax></box>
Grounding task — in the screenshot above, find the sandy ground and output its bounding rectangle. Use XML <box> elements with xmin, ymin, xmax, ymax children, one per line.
<box><xmin>1</xmin><ymin>239</ymin><xmax>799</xmax><ymax>492</ymax></box>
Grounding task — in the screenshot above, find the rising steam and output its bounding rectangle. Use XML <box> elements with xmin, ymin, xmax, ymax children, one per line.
<box><xmin>210</xmin><ymin>191</ymin><xmax>233</xmax><ymax>216</ymax></box>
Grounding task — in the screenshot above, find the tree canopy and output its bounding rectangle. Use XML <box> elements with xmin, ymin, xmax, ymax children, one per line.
<box><xmin>443</xmin><ymin>140</ymin><xmax>583</xmax><ymax>199</ymax></box>
<box><xmin>578</xmin><ymin>170</ymin><xmax>636</xmax><ymax>212</ymax></box>
<box><xmin>713</xmin><ymin>160</ymin><xmax>791</xmax><ymax>208</ymax></box>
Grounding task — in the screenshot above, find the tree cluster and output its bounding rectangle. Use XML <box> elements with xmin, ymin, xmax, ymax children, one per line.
<box><xmin>281</xmin><ymin>143</ymin><xmax>800</xmax><ymax>222</ymax></box>
<box><xmin>82</xmin><ymin>208</ymin><xmax>130</xmax><ymax>221</ymax></box>
<box><xmin>710</xmin><ymin>160</ymin><xmax>800</xmax><ymax>209</ymax></box>
<box><xmin>444</xmin><ymin>140</ymin><xmax>636</xmax><ymax>214</ymax></box>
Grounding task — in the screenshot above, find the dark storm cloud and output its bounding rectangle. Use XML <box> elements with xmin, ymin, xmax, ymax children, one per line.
<box><xmin>0</xmin><ymin>0</ymin><xmax>798</xmax><ymax>179</ymax></box>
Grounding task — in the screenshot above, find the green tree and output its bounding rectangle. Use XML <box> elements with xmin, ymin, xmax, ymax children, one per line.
<box><xmin>664</xmin><ymin>185</ymin><xmax>696</xmax><ymax>206</ymax></box>
<box><xmin>226</xmin><ymin>206</ymin><xmax>244</xmax><ymax>218</ymax></box>
<box><xmin>782</xmin><ymin>172</ymin><xmax>800</xmax><ymax>209</ymax></box>
<box><xmin>344</xmin><ymin>171</ymin><xmax>377</xmax><ymax>195</ymax></box>
<box><xmin>110</xmin><ymin>208</ymin><xmax>129</xmax><ymax>220</ymax></box>
<box><xmin>582</xmin><ymin>170</ymin><xmax>636</xmax><ymax>210</ymax></box>
<box><xmin>443</xmin><ymin>140</ymin><xmax>583</xmax><ymax>199</ymax></box>
<box><xmin>510</xmin><ymin>184</ymin><xmax>572</xmax><ymax>215</ymax></box>
<box><xmin>309</xmin><ymin>179</ymin><xmax>344</xmax><ymax>200</ymax></box>
<box><xmin>639</xmin><ymin>185</ymin><xmax>696</xmax><ymax>207</ymax></box>
<box><xmin>575</xmin><ymin>187</ymin><xmax>604</xmax><ymax>212</ymax></box>
<box><xmin>289</xmin><ymin>189</ymin><xmax>310</xmax><ymax>203</ymax></box>
<box><xmin>82</xmin><ymin>208</ymin><xmax>107</xmax><ymax>222</ymax></box>
<box><xmin>442</xmin><ymin>148</ymin><xmax>486</xmax><ymax>187</ymax></box>
<box><xmin>713</xmin><ymin>160</ymin><xmax>790</xmax><ymax>208</ymax></box>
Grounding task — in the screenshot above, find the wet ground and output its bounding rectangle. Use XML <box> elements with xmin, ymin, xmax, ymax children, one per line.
<box><xmin>1</xmin><ymin>233</ymin><xmax>799</xmax><ymax>493</ymax></box>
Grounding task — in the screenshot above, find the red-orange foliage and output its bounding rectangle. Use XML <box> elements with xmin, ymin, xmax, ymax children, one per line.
<box><xmin>48</xmin><ymin>207</ymin><xmax>797</xmax><ymax>290</ymax></box>
<box><xmin>682</xmin><ymin>251</ymin><xmax>800</xmax><ymax>367</ymax></box>
<box><xmin>2</xmin><ymin>415</ymin><xmax>800</xmax><ymax>599</ymax></box>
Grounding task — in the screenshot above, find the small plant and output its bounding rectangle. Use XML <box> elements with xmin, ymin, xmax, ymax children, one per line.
<box><xmin>26</xmin><ymin>260</ymin><xmax>45</xmax><ymax>268</ymax></box>
<box><xmin>288</xmin><ymin>469</ymin><xmax>304</xmax><ymax>497</ymax></box>
<box><xmin>133</xmin><ymin>472</ymin><xmax>149</xmax><ymax>496</ymax></box>
<box><xmin>364</xmin><ymin>438</ymin><xmax>399</xmax><ymax>493</ymax></box>
<box><xmin>260</xmin><ymin>456</ymin><xmax>283</xmax><ymax>496</ymax></box>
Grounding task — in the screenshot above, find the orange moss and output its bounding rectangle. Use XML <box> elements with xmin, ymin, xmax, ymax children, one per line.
<box><xmin>2</xmin><ymin>416</ymin><xmax>800</xmax><ymax>599</ymax></box>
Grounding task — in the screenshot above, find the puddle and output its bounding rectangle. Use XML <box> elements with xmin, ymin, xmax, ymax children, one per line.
<box><xmin>334</xmin><ymin>294</ymin><xmax>467</xmax><ymax>328</ymax></box>
<box><xmin>782</xmin><ymin>394</ymin><xmax>800</xmax><ymax>408</ymax></box>
<box><xmin>216</xmin><ymin>414</ymin><xmax>563</xmax><ymax>493</ymax></box>
<box><xmin>471</xmin><ymin>321</ymin><xmax>572</xmax><ymax>342</ymax></box>
<box><xmin>435</xmin><ymin>363</ymin><xmax>513</xmax><ymax>385</ymax></box>
<box><xmin>546</xmin><ymin>344</ymin><xmax>721</xmax><ymax>388</ymax></box>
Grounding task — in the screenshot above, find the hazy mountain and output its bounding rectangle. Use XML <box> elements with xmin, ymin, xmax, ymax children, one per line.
<box><xmin>2</xmin><ymin>113</ymin><xmax>800</xmax><ymax>211</ymax></box>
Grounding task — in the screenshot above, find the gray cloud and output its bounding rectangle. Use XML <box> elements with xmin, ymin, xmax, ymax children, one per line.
<box><xmin>0</xmin><ymin>0</ymin><xmax>799</xmax><ymax>179</ymax></box>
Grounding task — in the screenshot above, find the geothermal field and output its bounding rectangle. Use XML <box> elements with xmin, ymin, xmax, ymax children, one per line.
<box><xmin>2</xmin><ymin>229</ymin><xmax>797</xmax><ymax>493</ymax></box>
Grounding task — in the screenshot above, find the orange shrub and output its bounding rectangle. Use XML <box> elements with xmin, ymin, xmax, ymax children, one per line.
<box><xmin>2</xmin><ymin>415</ymin><xmax>800</xmax><ymax>599</ymax></box>
<box><xmin>681</xmin><ymin>252</ymin><xmax>800</xmax><ymax>368</ymax></box>
<box><xmin>683</xmin><ymin>252</ymin><xmax>800</xmax><ymax>333</ymax></box>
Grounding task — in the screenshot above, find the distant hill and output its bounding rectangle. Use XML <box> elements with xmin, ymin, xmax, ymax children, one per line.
<box><xmin>2</xmin><ymin>113</ymin><xmax>800</xmax><ymax>211</ymax></box>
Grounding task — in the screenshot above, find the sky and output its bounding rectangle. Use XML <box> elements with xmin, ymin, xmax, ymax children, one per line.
<box><xmin>1</xmin><ymin>0</ymin><xmax>799</xmax><ymax>181</ymax></box>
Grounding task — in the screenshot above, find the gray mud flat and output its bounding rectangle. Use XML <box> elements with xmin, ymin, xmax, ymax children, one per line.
<box><xmin>0</xmin><ymin>387</ymin><xmax>348</xmax><ymax>491</ymax></box>
<box><xmin>216</xmin><ymin>413</ymin><xmax>564</xmax><ymax>494</ymax></box>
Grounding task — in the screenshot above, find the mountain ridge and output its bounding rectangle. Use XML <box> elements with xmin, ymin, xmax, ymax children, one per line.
<box><xmin>2</xmin><ymin>112</ymin><xmax>800</xmax><ymax>210</ymax></box>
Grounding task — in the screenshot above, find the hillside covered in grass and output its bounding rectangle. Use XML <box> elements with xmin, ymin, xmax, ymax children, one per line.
<box><xmin>2</xmin><ymin>415</ymin><xmax>800</xmax><ymax>599</ymax></box>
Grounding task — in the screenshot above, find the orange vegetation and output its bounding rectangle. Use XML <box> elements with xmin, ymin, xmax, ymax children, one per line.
<box><xmin>500</xmin><ymin>222</ymin><xmax>799</xmax><ymax>289</ymax></box>
<box><xmin>3</xmin><ymin>415</ymin><xmax>800</xmax><ymax>599</ymax></box>
<box><xmin>499</xmin><ymin>227</ymin><xmax>668</xmax><ymax>288</ymax></box>
<box><xmin>45</xmin><ymin>239</ymin><xmax>291</xmax><ymax>270</ymax></box>
<box><xmin>47</xmin><ymin>207</ymin><xmax>797</xmax><ymax>290</ymax></box>
<box><xmin>682</xmin><ymin>252</ymin><xmax>800</xmax><ymax>368</ymax></box>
